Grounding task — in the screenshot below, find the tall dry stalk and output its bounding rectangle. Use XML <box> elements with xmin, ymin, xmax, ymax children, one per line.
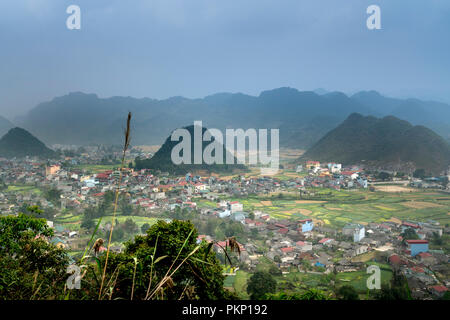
<box><xmin>98</xmin><ymin>112</ymin><xmax>132</xmax><ymax>299</ymax></box>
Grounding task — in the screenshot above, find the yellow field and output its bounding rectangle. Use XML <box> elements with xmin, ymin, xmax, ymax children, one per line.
<box><xmin>387</xmin><ymin>217</ymin><xmax>402</xmax><ymax>224</ymax></box>
<box><xmin>401</xmin><ymin>201</ymin><xmax>443</xmax><ymax>209</ymax></box>
<box><xmin>374</xmin><ymin>185</ymin><xmax>417</xmax><ymax>193</ymax></box>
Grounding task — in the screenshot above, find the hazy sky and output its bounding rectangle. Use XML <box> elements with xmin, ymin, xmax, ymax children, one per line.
<box><xmin>0</xmin><ymin>0</ymin><xmax>449</xmax><ymax>119</ymax></box>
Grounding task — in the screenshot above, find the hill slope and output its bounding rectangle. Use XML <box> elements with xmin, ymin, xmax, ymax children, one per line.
<box><xmin>300</xmin><ymin>113</ymin><xmax>450</xmax><ymax>175</ymax></box>
<box><xmin>135</xmin><ymin>125</ymin><xmax>247</xmax><ymax>175</ymax></box>
<box><xmin>0</xmin><ymin>127</ymin><xmax>56</xmax><ymax>159</ymax></box>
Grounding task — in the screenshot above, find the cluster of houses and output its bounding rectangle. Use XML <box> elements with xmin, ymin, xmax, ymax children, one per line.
<box><xmin>0</xmin><ymin>153</ymin><xmax>449</xmax><ymax>299</ymax></box>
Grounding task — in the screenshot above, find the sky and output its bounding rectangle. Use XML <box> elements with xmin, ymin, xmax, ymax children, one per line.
<box><xmin>0</xmin><ymin>0</ymin><xmax>449</xmax><ymax>119</ymax></box>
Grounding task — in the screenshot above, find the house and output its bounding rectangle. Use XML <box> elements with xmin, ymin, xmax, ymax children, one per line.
<box><xmin>389</xmin><ymin>254</ymin><xmax>407</xmax><ymax>268</ymax></box>
<box><xmin>429</xmin><ymin>285</ymin><xmax>448</xmax><ymax>298</ymax></box>
<box><xmin>401</xmin><ymin>222</ymin><xmax>420</xmax><ymax>233</ymax></box>
<box><xmin>328</xmin><ymin>163</ymin><xmax>342</xmax><ymax>173</ymax></box>
<box><xmin>298</xmin><ymin>219</ymin><xmax>314</xmax><ymax>233</ymax></box>
<box><xmin>354</xmin><ymin>245</ymin><xmax>369</xmax><ymax>256</ymax></box>
<box><xmin>305</xmin><ymin>161</ymin><xmax>320</xmax><ymax>170</ymax></box>
<box><xmin>406</xmin><ymin>240</ymin><xmax>429</xmax><ymax>256</ymax></box>
<box><xmin>45</xmin><ymin>165</ymin><xmax>61</xmax><ymax>176</ymax></box>
<box><xmin>230</xmin><ymin>201</ymin><xmax>243</xmax><ymax>213</ymax></box>
<box><xmin>218</xmin><ymin>209</ymin><xmax>231</xmax><ymax>218</ymax></box>
<box><xmin>318</xmin><ymin>238</ymin><xmax>333</xmax><ymax>245</ymax></box>
<box><xmin>343</xmin><ymin>223</ymin><xmax>365</xmax><ymax>242</ymax></box>
<box><xmin>417</xmin><ymin>252</ymin><xmax>436</xmax><ymax>265</ymax></box>
<box><xmin>232</xmin><ymin>211</ymin><xmax>247</xmax><ymax>223</ymax></box>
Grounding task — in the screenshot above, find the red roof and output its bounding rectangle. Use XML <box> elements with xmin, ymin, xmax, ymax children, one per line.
<box><xmin>278</xmin><ymin>228</ymin><xmax>289</xmax><ymax>234</ymax></box>
<box><xmin>430</xmin><ymin>285</ymin><xmax>448</xmax><ymax>293</ymax></box>
<box><xmin>281</xmin><ymin>247</ymin><xmax>293</xmax><ymax>253</ymax></box>
<box><xmin>296</xmin><ymin>241</ymin><xmax>305</xmax><ymax>246</ymax></box>
<box><xmin>275</xmin><ymin>223</ymin><xmax>287</xmax><ymax>228</ymax></box>
<box><xmin>411</xmin><ymin>266</ymin><xmax>424</xmax><ymax>273</ymax></box>
<box><xmin>402</xmin><ymin>222</ymin><xmax>420</xmax><ymax>229</ymax></box>
<box><xmin>93</xmin><ymin>192</ymin><xmax>105</xmax><ymax>197</ymax></box>
<box><xmin>406</xmin><ymin>240</ymin><xmax>428</xmax><ymax>244</ymax></box>
<box><xmin>389</xmin><ymin>254</ymin><xmax>403</xmax><ymax>265</ymax></box>
<box><xmin>418</xmin><ymin>252</ymin><xmax>432</xmax><ymax>258</ymax></box>
<box><xmin>319</xmin><ymin>238</ymin><xmax>332</xmax><ymax>244</ymax></box>
<box><xmin>298</xmin><ymin>219</ymin><xmax>312</xmax><ymax>223</ymax></box>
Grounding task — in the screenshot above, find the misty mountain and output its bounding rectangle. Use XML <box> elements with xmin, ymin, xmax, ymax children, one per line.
<box><xmin>0</xmin><ymin>127</ymin><xmax>56</xmax><ymax>159</ymax></box>
<box><xmin>0</xmin><ymin>116</ymin><xmax>15</xmax><ymax>138</ymax></box>
<box><xmin>300</xmin><ymin>113</ymin><xmax>450</xmax><ymax>175</ymax></box>
<box><xmin>351</xmin><ymin>90</ymin><xmax>450</xmax><ymax>142</ymax></box>
<box><xmin>15</xmin><ymin>88</ymin><xmax>450</xmax><ymax>148</ymax></box>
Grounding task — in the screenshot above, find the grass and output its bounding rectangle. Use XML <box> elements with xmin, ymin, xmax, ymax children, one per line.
<box><xmin>93</xmin><ymin>215</ymin><xmax>158</xmax><ymax>228</ymax></box>
<box><xmin>233</xmin><ymin>270</ymin><xmax>250</xmax><ymax>299</ymax></box>
<box><xmin>6</xmin><ymin>185</ymin><xmax>42</xmax><ymax>195</ymax></box>
<box><xmin>71</xmin><ymin>164</ymin><xmax>118</xmax><ymax>173</ymax></box>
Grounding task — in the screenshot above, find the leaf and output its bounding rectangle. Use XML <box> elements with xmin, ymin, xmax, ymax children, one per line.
<box><xmin>189</xmin><ymin>257</ymin><xmax>213</xmax><ymax>266</ymax></box>
<box><xmin>154</xmin><ymin>255</ymin><xmax>168</xmax><ymax>264</ymax></box>
<box><xmin>203</xmin><ymin>242</ymin><xmax>213</xmax><ymax>261</ymax></box>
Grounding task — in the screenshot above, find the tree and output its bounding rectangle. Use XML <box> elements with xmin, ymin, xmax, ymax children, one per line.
<box><xmin>268</xmin><ymin>265</ymin><xmax>282</xmax><ymax>276</ymax></box>
<box><xmin>44</xmin><ymin>187</ymin><xmax>62</xmax><ymax>204</ymax></box>
<box><xmin>0</xmin><ymin>213</ymin><xmax>69</xmax><ymax>299</ymax></box>
<box><xmin>376</xmin><ymin>171</ymin><xmax>391</xmax><ymax>181</ymax></box>
<box><xmin>401</xmin><ymin>228</ymin><xmax>419</xmax><ymax>241</ymax></box>
<box><xmin>373</xmin><ymin>271</ymin><xmax>411</xmax><ymax>300</ymax></box>
<box><xmin>249</xmin><ymin>212</ymin><xmax>255</xmax><ymax>220</ymax></box>
<box><xmin>413</xmin><ymin>168</ymin><xmax>426</xmax><ymax>179</ymax></box>
<box><xmin>141</xmin><ymin>223</ymin><xmax>151</xmax><ymax>234</ymax></box>
<box><xmin>246</xmin><ymin>271</ymin><xmax>276</xmax><ymax>299</ymax></box>
<box><xmin>93</xmin><ymin>220</ymin><xmax>231</xmax><ymax>300</ymax></box>
<box><xmin>431</xmin><ymin>232</ymin><xmax>443</xmax><ymax>246</ymax></box>
<box><xmin>120</xmin><ymin>197</ymin><xmax>133</xmax><ymax>216</ymax></box>
<box><xmin>266</xmin><ymin>288</ymin><xmax>330</xmax><ymax>300</ymax></box>
<box><xmin>441</xmin><ymin>176</ymin><xmax>449</xmax><ymax>188</ymax></box>
<box><xmin>336</xmin><ymin>285</ymin><xmax>359</xmax><ymax>300</ymax></box>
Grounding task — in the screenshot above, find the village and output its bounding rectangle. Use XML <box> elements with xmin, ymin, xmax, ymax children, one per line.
<box><xmin>0</xmin><ymin>149</ymin><xmax>449</xmax><ymax>300</ymax></box>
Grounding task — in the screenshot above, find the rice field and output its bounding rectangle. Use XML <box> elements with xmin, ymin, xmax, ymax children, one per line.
<box><xmin>199</xmin><ymin>188</ymin><xmax>450</xmax><ymax>227</ymax></box>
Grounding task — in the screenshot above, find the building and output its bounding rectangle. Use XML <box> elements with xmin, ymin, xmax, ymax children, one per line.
<box><xmin>45</xmin><ymin>165</ymin><xmax>61</xmax><ymax>176</ymax></box>
<box><xmin>343</xmin><ymin>223</ymin><xmax>365</xmax><ymax>242</ymax></box>
<box><xmin>229</xmin><ymin>201</ymin><xmax>243</xmax><ymax>213</ymax></box>
<box><xmin>401</xmin><ymin>221</ymin><xmax>421</xmax><ymax>233</ymax></box>
<box><xmin>305</xmin><ymin>161</ymin><xmax>320</xmax><ymax>170</ymax></box>
<box><xmin>328</xmin><ymin>163</ymin><xmax>342</xmax><ymax>173</ymax></box>
<box><xmin>406</xmin><ymin>240</ymin><xmax>429</xmax><ymax>256</ymax></box>
<box><xmin>298</xmin><ymin>219</ymin><xmax>314</xmax><ymax>233</ymax></box>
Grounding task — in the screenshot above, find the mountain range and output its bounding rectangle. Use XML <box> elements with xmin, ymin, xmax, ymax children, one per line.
<box><xmin>12</xmin><ymin>88</ymin><xmax>450</xmax><ymax>148</ymax></box>
<box><xmin>300</xmin><ymin>113</ymin><xmax>450</xmax><ymax>175</ymax></box>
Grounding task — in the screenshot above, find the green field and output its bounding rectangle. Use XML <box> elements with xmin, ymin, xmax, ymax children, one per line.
<box><xmin>198</xmin><ymin>188</ymin><xmax>450</xmax><ymax>227</ymax></box>
<box><xmin>71</xmin><ymin>164</ymin><xmax>118</xmax><ymax>173</ymax></box>
<box><xmin>6</xmin><ymin>185</ymin><xmax>42</xmax><ymax>195</ymax></box>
